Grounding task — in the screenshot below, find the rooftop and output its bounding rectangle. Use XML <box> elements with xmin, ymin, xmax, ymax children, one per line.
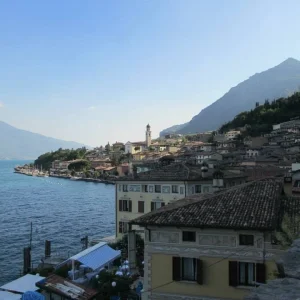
<box><xmin>130</xmin><ymin>179</ymin><xmax>284</xmax><ymax>230</ymax></box>
<box><xmin>117</xmin><ymin>162</ymin><xmax>247</xmax><ymax>181</ymax></box>
<box><xmin>0</xmin><ymin>274</ymin><xmax>45</xmax><ymax>294</ymax></box>
<box><xmin>36</xmin><ymin>274</ymin><xmax>99</xmax><ymax>300</ymax></box>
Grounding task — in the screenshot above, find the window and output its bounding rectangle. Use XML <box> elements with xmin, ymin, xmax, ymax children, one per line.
<box><xmin>118</xmin><ymin>222</ymin><xmax>128</xmax><ymax>234</ymax></box>
<box><xmin>195</xmin><ymin>185</ymin><xmax>201</xmax><ymax>194</ymax></box>
<box><xmin>239</xmin><ymin>262</ymin><xmax>255</xmax><ymax>286</ymax></box>
<box><xmin>142</xmin><ymin>185</ymin><xmax>148</xmax><ymax>192</ymax></box>
<box><xmin>182</xmin><ymin>231</ymin><xmax>196</xmax><ymax>242</ymax></box>
<box><xmin>180</xmin><ymin>187</ymin><xmax>184</xmax><ymax>194</ymax></box>
<box><xmin>149</xmin><ymin>186</ymin><xmax>154</xmax><ymax>193</ymax></box>
<box><xmin>172</xmin><ymin>185</ymin><xmax>178</xmax><ymax>193</ymax></box>
<box><xmin>203</xmin><ymin>186</ymin><xmax>209</xmax><ymax>193</ymax></box>
<box><xmin>118</xmin><ymin>184</ymin><xmax>122</xmax><ymax>191</ymax></box>
<box><xmin>162</xmin><ymin>186</ymin><xmax>170</xmax><ymax>193</ymax></box>
<box><xmin>229</xmin><ymin>261</ymin><xmax>266</xmax><ymax>287</ymax></box>
<box><xmin>119</xmin><ymin>200</ymin><xmax>132</xmax><ymax>212</ymax></box>
<box><xmin>151</xmin><ymin>201</ymin><xmax>165</xmax><ymax>211</ymax></box>
<box><xmin>155</xmin><ymin>185</ymin><xmax>161</xmax><ymax>193</ymax></box>
<box><xmin>138</xmin><ymin>201</ymin><xmax>144</xmax><ymax>213</ymax></box>
<box><xmin>172</xmin><ymin>257</ymin><xmax>202</xmax><ymax>284</ymax></box>
<box><xmin>239</xmin><ymin>234</ymin><xmax>254</xmax><ymax>246</ymax></box>
<box><xmin>181</xmin><ymin>258</ymin><xmax>197</xmax><ymax>281</ymax></box>
<box><xmin>123</xmin><ymin>185</ymin><xmax>128</xmax><ymax>192</ymax></box>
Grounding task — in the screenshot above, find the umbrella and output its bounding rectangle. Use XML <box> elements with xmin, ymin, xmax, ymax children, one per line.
<box><xmin>21</xmin><ymin>291</ymin><xmax>45</xmax><ymax>300</ymax></box>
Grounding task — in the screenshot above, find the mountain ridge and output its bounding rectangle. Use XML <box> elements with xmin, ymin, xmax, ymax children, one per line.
<box><xmin>160</xmin><ymin>58</ymin><xmax>300</xmax><ymax>136</ymax></box>
<box><xmin>0</xmin><ymin>121</ymin><xmax>88</xmax><ymax>160</ymax></box>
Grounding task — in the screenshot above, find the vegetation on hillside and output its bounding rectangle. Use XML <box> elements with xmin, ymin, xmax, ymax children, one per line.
<box><xmin>34</xmin><ymin>147</ymin><xmax>87</xmax><ymax>170</ymax></box>
<box><xmin>219</xmin><ymin>92</ymin><xmax>300</xmax><ymax>136</ymax></box>
<box><xmin>68</xmin><ymin>159</ymin><xmax>91</xmax><ymax>171</ymax></box>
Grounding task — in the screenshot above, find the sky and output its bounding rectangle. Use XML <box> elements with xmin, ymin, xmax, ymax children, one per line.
<box><xmin>1</xmin><ymin>0</ymin><xmax>300</xmax><ymax>147</ymax></box>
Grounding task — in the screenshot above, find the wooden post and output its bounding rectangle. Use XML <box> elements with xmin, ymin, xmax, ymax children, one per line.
<box><xmin>45</xmin><ymin>240</ymin><xmax>51</xmax><ymax>258</ymax></box>
<box><xmin>23</xmin><ymin>247</ymin><xmax>31</xmax><ymax>274</ymax></box>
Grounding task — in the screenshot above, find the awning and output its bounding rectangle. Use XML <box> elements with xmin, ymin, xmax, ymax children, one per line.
<box><xmin>0</xmin><ymin>291</ymin><xmax>21</xmax><ymax>300</ymax></box>
<box><xmin>68</xmin><ymin>242</ymin><xmax>121</xmax><ymax>271</ymax></box>
<box><xmin>0</xmin><ymin>274</ymin><xmax>45</xmax><ymax>294</ymax></box>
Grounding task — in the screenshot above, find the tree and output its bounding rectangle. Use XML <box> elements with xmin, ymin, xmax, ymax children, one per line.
<box><xmin>71</xmin><ymin>170</ymin><xmax>76</xmax><ymax>177</ymax></box>
<box><xmin>207</xmin><ymin>134</ymin><xmax>214</xmax><ymax>143</ymax></box>
<box><xmin>68</xmin><ymin>160</ymin><xmax>91</xmax><ymax>172</ymax></box>
<box><xmin>275</xmin><ymin>214</ymin><xmax>300</xmax><ymax>248</ymax></box>
<box><xmin>134</xmin><ymin>146</ymin><xmax>140</xmax><ymax>151</ymax></box>
<box><xmin>91</xmin><ymin>270</ymin><xmax>135</xmax><ymax>300</ymax></box>
<box><xmin>84</xmin><ymin>170</ymin><xmax>91</xmax><ymax>178</ymax></box>
<box><xmin>94</xmin><ymin>171</ymin><xmax>100</xmax><ymax>178</ymax></box>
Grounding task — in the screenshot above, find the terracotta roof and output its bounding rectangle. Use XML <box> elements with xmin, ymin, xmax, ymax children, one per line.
<box><xmin>117</xmin><ymin>163</ymin><xmax>247</xmax><ymax>181</ymax></box>
<box><xmin>130</xmin><ymin>179</ymin><xmax>283</xmax><ymax>230</ymax></box>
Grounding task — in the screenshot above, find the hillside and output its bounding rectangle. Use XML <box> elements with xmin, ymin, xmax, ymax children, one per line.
<box><xmin>159</xmin><ymin>123</ymin><xmax>187</xmax><ymax>137</ymax></box>
<box><xmin>219</xmin><ymin>92</ymin><xmax>300</xmax><ymax>136</ymax></box>
<box><xmin>0</xmin><ymin>121</ymin><xmax>87</xmax><ymax>160</ymax></box>
<box><xmin>161</xmin><ymin>58</ymin><xmax>300</xmax><ymax>135</ymax></box>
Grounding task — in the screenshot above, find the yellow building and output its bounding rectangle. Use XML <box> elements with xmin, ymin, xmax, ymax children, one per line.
<box><xmin>115</xmin><ymin>163</ymin><xmax>247</xmax><ymax>239</ymax></box>
<box><xmin>129</xmin><ymin>179</ymin><xmax>290</xmax><ymax>300</ymax></box>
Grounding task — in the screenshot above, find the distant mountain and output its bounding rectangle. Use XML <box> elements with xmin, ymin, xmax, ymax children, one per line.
<box><xmin>0</xmin><ymin>121</ymin><xmax>87</xmax><ymax>160</ymax></box>
<box><xmin>161</xmin><ymin>58</ymin><xmax>300</xmax><ymax>135</ymax></box>
<box><xmin>159</xmin><ymin>123</ymin><xmax>187</xmax><ymax>137</ymax></box>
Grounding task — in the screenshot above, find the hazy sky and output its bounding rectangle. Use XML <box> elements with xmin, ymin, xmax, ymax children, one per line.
<box><xmin>1</xmin><ymin>0</ymin><xmax>300</xmax><ymax>146</ymax></box>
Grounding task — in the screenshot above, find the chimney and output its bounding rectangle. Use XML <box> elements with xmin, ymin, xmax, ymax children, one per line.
<box><xmin>213</xmin><ymin>169</ymin><xmax>224</xmax><ymax>191</ymax></box>
<box><xmin>201</xmin><ymin>162</ymin><xmax>209</xmax><ymax>178</ymax></box>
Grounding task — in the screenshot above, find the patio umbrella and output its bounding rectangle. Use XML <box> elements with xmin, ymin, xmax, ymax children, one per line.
<box><xmin>21</xmin><ymin>291</ymin><xmax>45</xmax><ymax>300</ymax></box>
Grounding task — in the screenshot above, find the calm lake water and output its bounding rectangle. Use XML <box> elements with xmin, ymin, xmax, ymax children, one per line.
<box><xmin>0</xmin><ymin>160</ymin><xmax>115</xmax><ymax>285</ymax></box>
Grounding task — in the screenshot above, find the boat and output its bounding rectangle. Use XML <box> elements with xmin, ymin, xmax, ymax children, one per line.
<box><xmin>70</xmin><ymin>177</ymin><xmax>81</xmax><ymax>181</ymax></box>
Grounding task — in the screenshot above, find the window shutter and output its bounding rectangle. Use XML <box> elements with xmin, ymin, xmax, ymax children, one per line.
<box><xmin>151</xmin><ymin>202</ymin><xmax>155</xmax><ymax>211</ymax></box>
<box><xmin>138</xmin><ymin>201</ymin><xmax>144</xmax><ymax>213</ymax></box>
<box><xmin>256</xmin><ymin>263</ymin><xmax>266</xmax><ymax>284</ymax></box>
<box><xmin>229</xmin><ymin>261</ymin><xmax>238</xmax><ymax>286</ymax></box>
<box><xmin>118</xmin><ymin>222</ymin><xmax>122</xmax><ymax>233</ymax></box>
<box><xmin>196</xmin><ymin>259</ymin><xmax>203</xmax><ymax>285</ymax></box>
<box><xmin>129</xmin><ymin>201</ymin><xmax>132</xmax><ymax>212</ymax></box>
<box><xmin>172</xmin><ymin>257</ymin><xmax>181</xmax><ymax>281</ymax></box>
<box><xmin>161</xmin><ymin>202</ymin><xmax>165</xmax><ymax>207</ymax></box>
<box><xmin>119</xmin><ymin>200</ymin><xmax>123</xmax><ymax>212</ymax></box>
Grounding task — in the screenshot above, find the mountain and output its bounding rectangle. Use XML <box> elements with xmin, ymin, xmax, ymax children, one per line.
<box><xmin>0</xmin><ymin>121</ymin><xmax>87</xmax><ymax>160</ymax></box>
<box><xmin>159</xmin><ymin>123</ymin><xmax>188</xmax><ymax>137</ymax></box>
<box><xmin>160</xmin><ymin>58</ymin><xmax>300</xmax><ymax>135</ymax></box>
<box><xmin>220</xmin><ymin>92</ymin><xmax>300</xmax><ymax>136</ymax></box>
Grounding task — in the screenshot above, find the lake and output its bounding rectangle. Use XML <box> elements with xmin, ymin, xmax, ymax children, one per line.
<box><xmin>0</xmin><ymin>160</ymin><xmax>115</xmax><ymax>285</ymax></box>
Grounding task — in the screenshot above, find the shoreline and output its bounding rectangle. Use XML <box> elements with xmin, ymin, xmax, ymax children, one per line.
<box><xmin>49</xmin><ymin>174</ymin><xmax>116</xmax><ymax>185</ymax></box>
<box><xmin>14</xmin><ymin>170</ymin><xmax>115</xmax><ymax>185</ymax></box>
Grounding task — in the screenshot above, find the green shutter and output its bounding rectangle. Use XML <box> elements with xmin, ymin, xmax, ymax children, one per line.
<box><xmin>196</xmin><ymin>259</ymin><xmax>203</xmax><ymax>285</ymax></box>
<box><xmin>256</xmin><ymin>263</ymin><xmax>266</xmax><ymax>284</ymax></box>
<box><xmin>172</xmin><ymin>257</ymin><xmax>181</xmax><ymax>281</ymax></box>
<box><xmin>229</xmin><ymin>261</ymin><xmax>238</xmax><ymax>286</ymax></box>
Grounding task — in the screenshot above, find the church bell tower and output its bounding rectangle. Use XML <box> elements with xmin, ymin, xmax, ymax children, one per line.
<box><xmin>146</xmin><ymin>124</ymin><xmax>152</xmax><ymax>147</ymax></box>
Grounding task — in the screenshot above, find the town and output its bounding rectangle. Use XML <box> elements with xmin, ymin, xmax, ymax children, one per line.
<box><xmin>5</xmin><ymin>109</ymin><xmax>300</xmax><ymax>300</ymax></box>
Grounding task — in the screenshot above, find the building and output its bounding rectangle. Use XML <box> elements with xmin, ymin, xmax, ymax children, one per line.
<box><xmin>51</xmin><ymin>160</ymin><xmax>71</xmax><ymax>170</ymax></box>
<box><xmin>246</xmin><ymin>148</ymin><xmax>261</xmax><ymax>158</ymax></box>
<box><xmin>225</xmin><ymin>130</ymin><xmax>241</xmax><ymax>140</ymax></box>
<box><xmin>129</xmin><ymin>179</ymin><xmax>294</xmax><ymax>300</ymax></box>
<box><xmin>115</xmin><ymin>162</ymin><xmax>247</xmax><ymax>239</ymax></box>
<box><xmin>125</xmin><ymin>124</ymin><xmax>152</xmax><ymax>154</ymax></box>
<box><xmin>112</xmin><ymin>141</ymin><xmax>125</xmax><ymax>151</ymax></box>
<box><xmin>125</xmin><ymin>141</ymin><xmax>148</xmax><ymax>154</ymax></box>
